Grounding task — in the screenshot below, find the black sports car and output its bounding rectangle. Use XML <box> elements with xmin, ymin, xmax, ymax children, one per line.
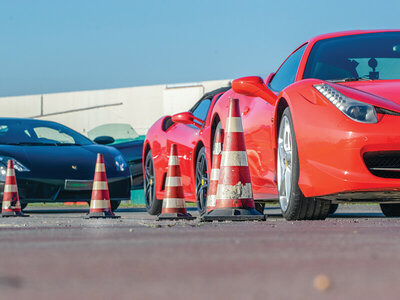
<box><xmin>0</xmin><ymin>118</ymin><xmax>131</xmax><ymax>210</ymax></box>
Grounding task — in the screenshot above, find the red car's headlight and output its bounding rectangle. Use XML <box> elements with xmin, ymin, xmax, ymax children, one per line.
<box><xmin>314</xmin><ymin>83</ymin><xmax>378</xmax><ymax>124</ymax></box>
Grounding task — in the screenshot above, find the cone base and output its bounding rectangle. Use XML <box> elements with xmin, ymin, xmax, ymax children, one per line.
<box><xmin>157</xmin><ymin>212</ymin><xmax>196</xmax><ymax>221</ymax></box>
<box><xmin>201</xmin><ymin>208</ymin><xmax>266</xmax><ymax>222</ymax></box>
<box><xmin>1</xmin><ymin>211</ymin><xmax>29</xmax><ymax>217</ymax></box>
<box><xmin>85</xmin><ymin>211</ymin><xmax>120</xmax><ymax>219</ymax></box>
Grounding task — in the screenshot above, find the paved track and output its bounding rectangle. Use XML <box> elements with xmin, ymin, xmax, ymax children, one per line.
<box><xmin>0</xmin><ymin>204</ymin><xmax>399</xmax><ymax>300</ymax></box>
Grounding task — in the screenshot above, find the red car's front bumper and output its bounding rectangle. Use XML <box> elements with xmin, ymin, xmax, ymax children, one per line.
<box><xmin>295</xmin><ymin>104</ymin><xmax>400</xmax><ymax>200</ymax></box>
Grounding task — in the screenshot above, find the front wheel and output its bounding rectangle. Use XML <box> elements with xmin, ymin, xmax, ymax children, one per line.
<box><xmin>380</xmin><ymin>203</ymin><xmax>400</xmax><ymax>217</ymax></box>
<box><xmin>195</xmin><ymin>147</ymin><xmax>209</xmax><ymax>215</ymax></box>
<box><xmin>328</xmin><ymin>203</ymin><xmax>339</xmax><ymax>215</ymax></box>
<box><xmin>277</xmin><ymin>108</ymin><xmax>330</xmax><ymax>220</ymax></box>
<box><xmin>0</xmin><ymin>202</ymin><xmax>28</xmax><ymax>210</ymax></box>
<box><xmin>144</xmin><ymin>150</ymin><xmax>162</xmax><ymax>215</ymax></box>
<box><xmin>110</xmin><ymin>200</ymin><xmax>121</xmax><ymax>212</ymax></box>
<box><xmin>255</xmin><ymin>202</ymin><xmax>265</xmax><ymax>214</ymax></box>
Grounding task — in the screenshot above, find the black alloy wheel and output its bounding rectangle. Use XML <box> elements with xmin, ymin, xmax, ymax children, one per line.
<box><xmin>195</xmin><ymin>147</ymin><xmax>209</xmax><ymax>215</ymax></box>
<box><xmin>144</xmin><ymin>150</ymin><xmax>162</xmax><ymax>215</ymax></box>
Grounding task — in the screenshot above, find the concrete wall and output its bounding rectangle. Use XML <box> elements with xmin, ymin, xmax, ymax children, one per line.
<box><xmin>0</xmin><ymin>79</ymin><xmax>231</xmax><ymax>136</ymax></box>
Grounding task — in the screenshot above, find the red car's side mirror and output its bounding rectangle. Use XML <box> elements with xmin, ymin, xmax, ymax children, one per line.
<box><xmin>265</xmin><ymin>72</ymin><xmax>275</xmax><ymax>84</ymax></box>
<box><xmin>232</xmin><ymin>76</ymin><xmax>277</xmax><ymax>105</ymax></box>
<box><xmin>171</xmin><ymin>112</ymin><xmax>204</xmax><ymax>129</ymax></box>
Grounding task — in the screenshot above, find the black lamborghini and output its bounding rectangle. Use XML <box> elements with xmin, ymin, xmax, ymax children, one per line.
<box><xmin>0</xmin><ymin>118</ymin><xmax>131</xmax><ymax>210</ymax></box>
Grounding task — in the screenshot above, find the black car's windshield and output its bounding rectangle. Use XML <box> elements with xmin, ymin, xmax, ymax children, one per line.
<box><xmin>303</xmin><ymin>32</ymin><xmax>400</xmax><ymax>82</ymax></box>
<box><xmin>0</xmin><ymin>119</ymin><xmax>93</xmax><ymax>146</ymax></box>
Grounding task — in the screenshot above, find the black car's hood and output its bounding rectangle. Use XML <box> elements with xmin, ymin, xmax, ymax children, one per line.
<box><xmin>0</xmin><ymin>144</ymin><xmax>126</xmax><ymax>180</ymax></box>
<box><xmin>111</xmin><ymin>139</ymin><xmax>144</xmax><ymax>162</ymax></box>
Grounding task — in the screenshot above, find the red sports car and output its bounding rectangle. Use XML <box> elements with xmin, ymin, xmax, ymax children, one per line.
<box><xmin>143</xmin><ymin>30</ymin><xmax>400</xmax><ymax>220</ymax></box>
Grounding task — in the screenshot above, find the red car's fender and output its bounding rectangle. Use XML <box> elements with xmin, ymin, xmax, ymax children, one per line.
<box><xmin>143</xmin><ymin>116</ymin><xmax>170</xmax><ymax>200</ymax></box>
<box><xmin>278</xmin><ymin>78</ymin><xmax>400</xmax><ymax>198</ymax></box>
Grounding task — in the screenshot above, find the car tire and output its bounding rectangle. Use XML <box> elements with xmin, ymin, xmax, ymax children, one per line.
<box><xmin>277</xmin><ymin>107</ymin><xmax>330</xmax><ymax>220</ymax></box>
<box><xmin>144</xmin><ymin>150</ymin><xmax>162</xmax><ymax>215</ymax></box>
<box><xmin>195</xmin><ymin>147</ymin><xmax>209</xmax><ymax>215</ymax></box>
<box><xmin>380</xmin><ymin>203</ymin><xmax>400</xmax><ymax>217</ymax></box>
<box><xmin>255</xmin><ymin>202</ymin><xmax>265</xmax><ymax>214</ymax></box>
<box><xmin>0</xmin><ymin>202</ymin><xmax>28</xmax><ymax>210</ymax></box>
<box><xmin>110</xmin><ymin>200</ymin><xmax>121</xmax><ymax>212</ymax></box>
<box><xmin>328</xmin><ymin>203</ymin><xmax>339</xmax><ymax>215</ymax></box>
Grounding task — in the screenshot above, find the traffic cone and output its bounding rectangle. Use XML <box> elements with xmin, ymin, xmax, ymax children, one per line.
<box><xmin>202</xmin><ymin>98</ymin><xmax>266</xmax><ymax>221</ymax></box>
<box><xmin>85</xmin><ymin>153</ymin><xmax>120</xmax><ymax>219</ymax></box>
<box><xmin>1</xmin><ymin>160</ymin><xmax>28</xmax><ymax>217</ymax></box>
<box><xmin>157</xmin><ymin>144</ymin><xmax>195</xmax><ymax>220</ymax></box>
<box><xmin>205</xmin><ymin>128</ymin><xmax>224</xmax><ymax>213</ymax></box>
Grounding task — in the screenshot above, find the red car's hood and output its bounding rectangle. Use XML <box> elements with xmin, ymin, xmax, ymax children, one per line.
<box><xmin>334</xmin><ymin>80</ymin><xmax>400</xmax><ymax>112</ymax></box>
<box><xmin>341</xmin><ymin>80</ymin><xmax>400</xmax><ymax>102</ymax></box>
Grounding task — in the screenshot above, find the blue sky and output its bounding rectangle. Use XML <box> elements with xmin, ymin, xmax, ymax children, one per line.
<box><xmin>1</xmin><ymin>0</ymin><xmax>399</xmax><ymax>97</ymax></box>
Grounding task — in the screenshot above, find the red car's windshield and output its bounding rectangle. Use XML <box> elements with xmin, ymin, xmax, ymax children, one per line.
<box><xmin>303</xmin><ymin>32</ymin><xmax>400</xmax><ymax>82</ymax></box>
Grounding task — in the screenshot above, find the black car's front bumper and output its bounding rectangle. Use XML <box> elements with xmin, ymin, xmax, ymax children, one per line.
<box><xmin>0</xmin><ymin>176</ymin><xmax>131</xmax><ymax>203</ymax></box>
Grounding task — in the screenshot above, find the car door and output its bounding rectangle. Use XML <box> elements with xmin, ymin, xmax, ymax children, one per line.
<box><xmin>166</xmin><ymin>98</ymin><xmax>212</xmax><ymax>201</ymax></box>
<box><xmin>226</xmin><ymin>91</ymin><xmax>277</xmax><ymax>199</ymax></box>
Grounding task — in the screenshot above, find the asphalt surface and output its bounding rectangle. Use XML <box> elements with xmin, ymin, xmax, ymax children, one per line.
<box><xmin>1</xmin><ymin>204</ymin><xmax>400</xmax><ymax>300</ymax></box>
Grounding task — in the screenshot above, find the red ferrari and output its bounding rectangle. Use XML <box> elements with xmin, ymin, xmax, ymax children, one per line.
<box><xmin>144</xmin><ymin>30</ymin><xmax>400</xmax><ymax>220</ymax></box>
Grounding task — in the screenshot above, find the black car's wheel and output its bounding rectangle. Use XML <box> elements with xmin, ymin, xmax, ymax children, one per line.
<box><xmin>380</xmin><ymin>203</ymin><xmax>400</xmax><ymax>217</ymax></box>
<box><xmin>0</xmin><ymin>202</ymin><xmax>28</xmax><ymax>210</ymax></box>
<box><xmin>110</xmin><ymin>200</ymin><xmax>121</xmax><ymax>212</ymax></box>
<box><xmin>144</xmin><ymin>150</ymin><xmax>162</xmax><ymax>215</ymax></box>
<box><xmin>195</xmin><ymin>147</ymin><xmax>209</xmax><ymax>215</ymax></box>
<box><xmin>328</xmin><ymin>203</ymin><xmax>339</xmax><ymax>215</ymax></box>
<box><xmin>277</xmin><ymin>107</ymin><xmax>331</xmax><ymax>220</ymax></box>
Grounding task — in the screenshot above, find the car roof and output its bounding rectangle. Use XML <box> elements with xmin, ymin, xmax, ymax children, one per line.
<box><xmin>0</xmin><ymin>117</ymin><xmax>49</xmax><ymax>122</ymax></box>
<box><xmin>0</xmin><ymin>117</ymin><xmax>63</xmax><ymax>126</ymax></box>
<box><xmin>199</xmin><ymin>86</ymin><xmax>231</xmax><ymax>102</ymax></box>
<box><xmin>307</xmin><ymin>29</ymin><xmax>400</xmax><ymax>44</ymax></box>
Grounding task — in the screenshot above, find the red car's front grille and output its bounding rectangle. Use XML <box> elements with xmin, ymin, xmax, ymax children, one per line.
<box><xmin>364</xmin><ymin>151</ymin><xmax>400</xmax><ymax>178</ymax></box>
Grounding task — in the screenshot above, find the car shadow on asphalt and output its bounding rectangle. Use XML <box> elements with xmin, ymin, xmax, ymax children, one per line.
<box><xmin>329</xmin><ymin>212</ymin><xmax>385</xmax><ymax>218</ymax></box>
<box><xmin>24</xmin><ymin>208</ymin><xmax>89</xmax><ymax>214</ymax></box>
<box><xmin>264</xmin><ymin>206</ymin><xmax>387</xmax><ymax>219</ymax></box>
<box><xmin>23</xmin><ymin>206</ymin><xmax>389</xmax><ymax>219</ymax></box>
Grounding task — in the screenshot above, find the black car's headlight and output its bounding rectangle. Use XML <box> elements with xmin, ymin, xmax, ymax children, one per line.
<box><xmin>115</xmin><ymin>154</ymin><xmax>128</xmax><ymax>172</ymax></box>
<box><xmin>0</xmin><ymin>157</ymin><xmax>30</xmax><ymax>181</ymax></box>
<box><xmin>314</xmin><ymin>83</ymin><xmax>378</xmax><ymax>123</ymax></box>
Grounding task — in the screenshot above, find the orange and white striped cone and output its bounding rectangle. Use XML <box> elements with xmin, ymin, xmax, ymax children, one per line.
<box><xmin>203</xmin><ymin>98</ymin><xmax>266</xmax><ymax>221</ymax></box>
<box><xmin>85</xmin><ymin>153</ymin><xmax>120</xmax><ymax>219</ymax></box>
<box><xmin>204</xmin><ymin>128</ymin><xmax>224</xmax><ymax>213</ymax></box>
<box><xmin>157</xmin><ymin>144</ymin><xmax>195</xmax><ymax>220</ymax></box>
<box><xmin>1</xmin><ymin>160</ymin><xmax>28</xmax><ymax>217</ymax></box>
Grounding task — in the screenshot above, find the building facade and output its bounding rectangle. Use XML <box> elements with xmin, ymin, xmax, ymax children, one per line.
<box><xmin>0</xmin><ymin>79</ymin><xmax>231</xmax><ymax>135</ymax></box>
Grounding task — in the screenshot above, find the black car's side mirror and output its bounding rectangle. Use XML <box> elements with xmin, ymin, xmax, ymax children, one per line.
<box><xmin>94</xmin><ymin>135</ymin><xmax>115</xmax><ymax>145</ymax></box>
<box><xmin>232</xmin><ymin>76</ymin><xmax>277</xmax><ymax>105</ymax></box>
